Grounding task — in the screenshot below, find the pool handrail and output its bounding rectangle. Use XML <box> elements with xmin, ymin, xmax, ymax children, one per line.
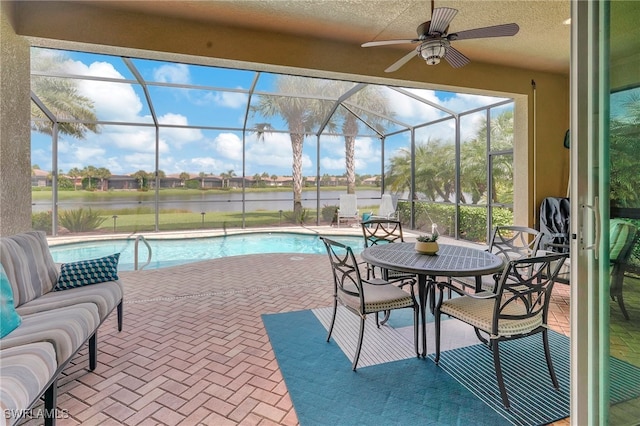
<box><xmin>134</xmin><ymin>235</ymin><xmax>152</xmax><ymax>271</ymax></box>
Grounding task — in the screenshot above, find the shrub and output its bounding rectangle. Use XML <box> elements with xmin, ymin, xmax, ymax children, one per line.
<box><xmin>283</xmin><ymin>208</ymin><xmax>309</xmax><ymax>225</ymax></box>
<box><xmin>397</xmin><ymin>201</ymin><xmax>514</xmax><ymax>243</ymax></box>
<box><xmin>32</xmin><ymin>211</ymin><xmax>52</xmax><ymax>234</ymax></box>
<box><xmin>59</xmin><ymin>208</ymin><xmax>107</xmax><ymax>232</ymax></box>
<box><xmin>321</xmin><ymin>204</ymin><xmax>338</xmax><ymax>222</ymax></box>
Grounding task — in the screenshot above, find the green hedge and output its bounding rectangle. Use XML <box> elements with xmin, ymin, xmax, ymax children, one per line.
<box><xmin>397</xmin><ymin>201</ymin><xmax>513</xmax><ymax>243</ymax></box>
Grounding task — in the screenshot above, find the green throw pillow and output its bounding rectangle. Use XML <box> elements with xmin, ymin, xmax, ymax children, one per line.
<box><xmin>1</xmin><ymin>264</ymin><xmax>21</xmax><ymax>338</ymax></box>
<box><xmin>55</xmin><ymin>253</ymin><xmax>120</xmax><ymax>291</ymax></box>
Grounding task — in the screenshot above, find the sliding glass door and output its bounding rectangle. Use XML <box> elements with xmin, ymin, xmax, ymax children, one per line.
<box><xmin>572</xmin><ymin>1</ymin><xmax>640</xmax><ymax>423</ymax></box>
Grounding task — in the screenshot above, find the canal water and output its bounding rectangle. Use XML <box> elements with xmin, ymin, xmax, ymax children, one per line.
<box><xmin>33</xmin><ymin>189</ymin><xmax>385</xmax><ymax>213</ymax></box>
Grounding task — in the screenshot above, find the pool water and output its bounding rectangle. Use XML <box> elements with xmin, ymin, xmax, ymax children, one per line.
<box><xmin>49</xmin><ymin>233</ymin><xmax>364</xmax><ymax>271</ymax></box>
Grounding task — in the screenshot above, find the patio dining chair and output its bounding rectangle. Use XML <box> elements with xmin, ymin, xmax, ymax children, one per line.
<box><xmin>320</xmin><ymin>236</ymin><xmax>418</xmax><ymax>370</ymax></box>
<box><xmin>434</xmin><ymin>253</ymin><xmax>568</xmax><ymax>410</ymax></box>
<box><xmin>360</xmin><ymin>218</ymin><xmax>416</xmax><ymax>325</ymax></box>
<box><xmin>452</xmin><ymin>225</ymin><xmax>543</xmax><ymax>293</ymax></box>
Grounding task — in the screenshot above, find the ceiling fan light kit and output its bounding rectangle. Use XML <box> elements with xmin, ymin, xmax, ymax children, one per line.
<box><xmin>419</xmin><ymin>39</ymin><xmax>450</xmax><ymax>65</ymax></box>
<box><xmin>362</xmin><ymin>3</ymin><xmax>519</xmax><ymax>72</ymax></box>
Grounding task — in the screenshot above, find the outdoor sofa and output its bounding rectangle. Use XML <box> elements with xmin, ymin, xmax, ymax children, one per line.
<box><xmin>0</xmin><ymin>231</ymin><xmax>123</xmax><ymax>426</ymax></box>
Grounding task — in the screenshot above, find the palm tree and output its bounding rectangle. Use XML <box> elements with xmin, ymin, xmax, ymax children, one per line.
<box><xmin>95</xmin><ymin>167</ymin><xmax>111</xmax><ymax>191</ymax></box>
<box><xmin>221</xmin><ymin>169</ymin><xmax>236</xmax><ymax>188</ymax></box>
<box><xmin>179</xmin><ymin>172</ymin><xmax>190</xmax><ymax>187</ymax></box>
<box><xmin>251</xmin><ymin>75</ymin><xmax>334</xmax><ymax>216</ymax></box>
<box><xmin>132</xmin><ymin>170</ymin><xmax>149</xmax><ymax>190</ymax></box>
<box><xmin>30</xmin><ymin>49</ymin><xmax>100</xmax><ymax>139</ymax></box>
<box><xmin>463</xmin><ymin>110</ymin><xmax>515</xmax><ymax>204</ymax></box>
<box><xmin>386</xmin><ymin>140</ymin><xmax>456</xmax><ymax>202</ymax></box>
<box><xmin>82</xmin><ymin>165</ymin><xmax>97</xmax><ymax>190</ymax></box>
<box><xmin>610</xmin><ymin>92</ymin><xmax>640</xmax><ymax>208</ymax></box>
<box><xmin>68</xmin><ymin>167</ymin><xmax>82</xmax><ymax>190</ymax></box>
<box><xmin>330</xmin><ymin>84</ymin><xmax>392</xmax><ymax>194</ymax></box>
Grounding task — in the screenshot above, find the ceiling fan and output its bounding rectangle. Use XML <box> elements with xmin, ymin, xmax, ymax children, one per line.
<box><xmin>361</xmin><ymin>0</ymin><xmax>519</xmax><ymax>72</ymax></box>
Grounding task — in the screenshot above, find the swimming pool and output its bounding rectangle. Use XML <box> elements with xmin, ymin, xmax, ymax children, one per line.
<box><xmin>49</xmin><ymin>233</ymin><xmax>365</xmax><ymax>271</ymax></box>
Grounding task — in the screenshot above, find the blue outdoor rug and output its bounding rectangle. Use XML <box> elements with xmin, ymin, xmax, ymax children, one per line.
<box><xmin>263</xmin><ymin>309</ymin><xmax>640</xmax><ymax>426</ymax></box>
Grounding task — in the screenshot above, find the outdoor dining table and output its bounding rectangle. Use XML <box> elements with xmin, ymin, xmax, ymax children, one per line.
<box><xmin>361</xmin><ymin>242</ymin><xmax>505</xmax><ymax>357</ymax></box>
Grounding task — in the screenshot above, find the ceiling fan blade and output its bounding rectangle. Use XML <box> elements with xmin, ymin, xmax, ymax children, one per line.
<box><xmin>449</xmin><ymin>23</ymin><xmax>519</xmax><ymax>41</ymax></box>
<box><xmin>362</xmin><ymin>39</ymin><xmax>419</xmax><ymax>48</ymax></box>
<box><xmin>429</xmin><ymin>7</ymin><xmax>458</xmax><ymax>34</ymax></box>
<box><xmin>444</xmin><ymin>46</ymin><xmax>470</xmax><ymax>68</ymax></box>
<box><xmin>385</xmin><ymin>49</ymin><xmax>418</xmax><ymax>73</ymax></box>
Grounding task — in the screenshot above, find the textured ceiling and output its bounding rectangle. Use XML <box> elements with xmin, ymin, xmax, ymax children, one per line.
<box><xmin>84</xmin><ymin>0</ymin><xmax>573</xmax><ymax>74</ymax></box>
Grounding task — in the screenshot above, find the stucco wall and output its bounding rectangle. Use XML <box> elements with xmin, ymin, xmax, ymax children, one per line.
<box><xmin>0</xmin><ymin>5</ymin><xmax>32</xmax><ymax>236</ymax></box>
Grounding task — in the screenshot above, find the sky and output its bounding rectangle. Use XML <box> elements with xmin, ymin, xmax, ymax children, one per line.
<box><xmin>31</xmin><ymin>47</ymin><xmax>513</xmax><ymax>178</ymax></box>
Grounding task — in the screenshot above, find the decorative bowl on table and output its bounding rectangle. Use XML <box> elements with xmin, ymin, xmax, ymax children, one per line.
<box><xmin>415</xmin><ymin>241</ymin><xmax>439</xmax><ymax>255</ymax></box>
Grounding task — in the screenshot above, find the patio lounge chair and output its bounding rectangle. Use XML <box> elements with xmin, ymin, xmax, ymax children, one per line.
<box><xmin>370</xmin><ymin>194</ymin><xmax>398</xmax><ymax>220</ymax></box>
<box><xmin>434</xmin><ymin>253</ymin><xmax>568</xmax><ymax>409</ymax></box>
<box><xmin>337</xmin><ymin>194</ymin><xmax>359</xmax><ymax>227</ymax></box>
<box><xmin>320</xmin><ymin>236</ymin><xmax>418</xmax><ymax>370</ymax></box>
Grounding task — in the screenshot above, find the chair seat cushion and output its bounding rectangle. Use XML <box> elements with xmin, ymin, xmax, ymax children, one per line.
<box><xmin>440</xmin><ymin>292</ymin><xmax>542</xmax><ymax>337</ymax></box>
<box><xmin>16</xmin><ymin>280</ymin><xmax>122</xmax><ymax>320</ymax></box>
<box><xmin>339</xmin><ymin>282</ymin><xmax>415</xmax><ymax>313</ymax></box>
<box><xmin>0</xmin><ymin>341</ymin><xmax>57</xmax><ymax>426</ymax></box>
<box><xmin>0</xmin><ymin>303</ymin><xmax>100</xmax><ymax>364</ymax></box>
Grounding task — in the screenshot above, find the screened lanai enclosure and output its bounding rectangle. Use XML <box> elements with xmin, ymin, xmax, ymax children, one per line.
<box><xmin>30</xmin><ymin>47</ymin><xmax>515</xmax><ymax>242</ymax></box>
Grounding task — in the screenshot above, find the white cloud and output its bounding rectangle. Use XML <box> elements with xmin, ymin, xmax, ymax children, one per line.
<box><xmin>153</xmin><ymin>64</ymin><xmax>190</xmax><ymax>84</ymax></box>
<box><xmin>320</xmin><ymin>137</ymin><xmax>381</xmax><ymax>172</ymax></box>
<box><xmin>243</xmin><ymin>132</ymin><xmax>312</xmax><ymax>171</ymax></box>
<box><xmin>62</xmin><ymin>60</ymin><xmax>145</xmax><ymax>122</ymax></box>
<box><xmin>214</xmin><ymin>133</ymin><xmax>243</xmax><ymax>161</ymax></box>
<box><xmin>122</xmin><ymin>152</ymin><xmax>156</xmax><ymax>171</ymax></box>
<box><xmin>214</xmin><ymin>90</ymin><xmax>248</xmax><ymax>109</ymax></box>
<box><xmin>188</xmin><ymin>157</ymin><xmax>238</xmax><ymax>174</ymax></box>
<box><xmin>158</xmin><ymin>113</ymin><xmax>204</xmax><ymax>147</ymax></box>
<box><xmin>75</xmin><ymin>146</ymin><xmax>106</xmax><ymax>162</ymax></box>
<box><xmin>105</xmin><ymin>128</ymin><xmax>168</xmax><ymax>154</ymax></box>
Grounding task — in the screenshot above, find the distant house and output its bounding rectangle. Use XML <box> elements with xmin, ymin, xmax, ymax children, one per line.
<box><xmin>108</xmin><ymin>175</ymin><xmax>139</xmax><ymax>190</ymax></box>
<box><xmin>159</xmin><ymin>176</ymin><xmax>182</xmax><ymax>188</ymax></box>
<box><xmin>362</xmin><ymin>176</ymin><xmax>380</xmax><ymax>186</ymax></box>
<box><xmin>31</xmin><ymin>169</ymin><xmax>49</xmax><ymax>187</ymax></box>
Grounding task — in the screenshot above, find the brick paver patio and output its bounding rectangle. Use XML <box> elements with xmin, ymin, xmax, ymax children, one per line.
<box><xmin>21</xmin><ymin>236</ymin><xmax>589</xmax><ymax>425</ymax></box>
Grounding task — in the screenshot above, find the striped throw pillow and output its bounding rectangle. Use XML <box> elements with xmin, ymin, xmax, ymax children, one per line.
<box><xmin>55</xmin><ymin>253</ymin><xmax>120</xmax><ymax>291</ymax></box>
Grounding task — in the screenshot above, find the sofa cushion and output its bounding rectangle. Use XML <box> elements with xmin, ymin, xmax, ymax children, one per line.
<box><xmin>0</xmin><ymin>303</ymin><xmax>100</xmax><ymax>364</ymax></box>
<box><xmin>55</xmin><ymin>253</ymin><xmax>120</xmax><ymax>291</ymax></box>
<box><xmin>0</xmin><ymin>265</ymin><xmax>21</xmax><ymax>338</ymax></box>
<box><xmin>17</xmin><ymin>279</ymin><xmax>123</xmax><ymax>321</ymax></box>
<box><xmin>0</xmin><ymin>342</ymin><xmax>57</xmax><ymax>426</ymax></box>
<box><xmin>0</xmin><ymin>231</ymin><xmax>58</xmax><ymax>307</ymax></box>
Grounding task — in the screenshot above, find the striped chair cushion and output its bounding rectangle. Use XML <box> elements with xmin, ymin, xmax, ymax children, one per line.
<box><xmin>440</xmin><ymin>292</ymin><xmax>543</xmax><ymax>337</ymax></box>
<box><xmin>339</xmin><ymin>282</ymin><xmax>415</xmax><ymax>313</ymax></box>
<box><xmin>0</xmin><ymin>342</ymin><xmax>57</xmax><ymax>426</ymax></box>
<box><xmin>0</xmin><ymin>303</ymin><xmax>99</xmax><ymax>364</ymax></box>
<box><xmin>16</xmin><ymin>280</ymin><xmax>123</xmax><ymax>320</ymax></box>
<box><xmin>0</xmin><ymin>231</ymin><xmax>58</xmax><ymax>308</ymax></box>
<box><xmin>609</xmin><ymin>219</ymin><xmax>637</xmax><ymax>262</ymax></box>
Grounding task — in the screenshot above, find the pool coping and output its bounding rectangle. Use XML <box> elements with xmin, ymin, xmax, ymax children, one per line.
<box><xmin>47</xmin><ymin>225</ymin><xmax>426</xmax><ymax>246</ymax></box>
